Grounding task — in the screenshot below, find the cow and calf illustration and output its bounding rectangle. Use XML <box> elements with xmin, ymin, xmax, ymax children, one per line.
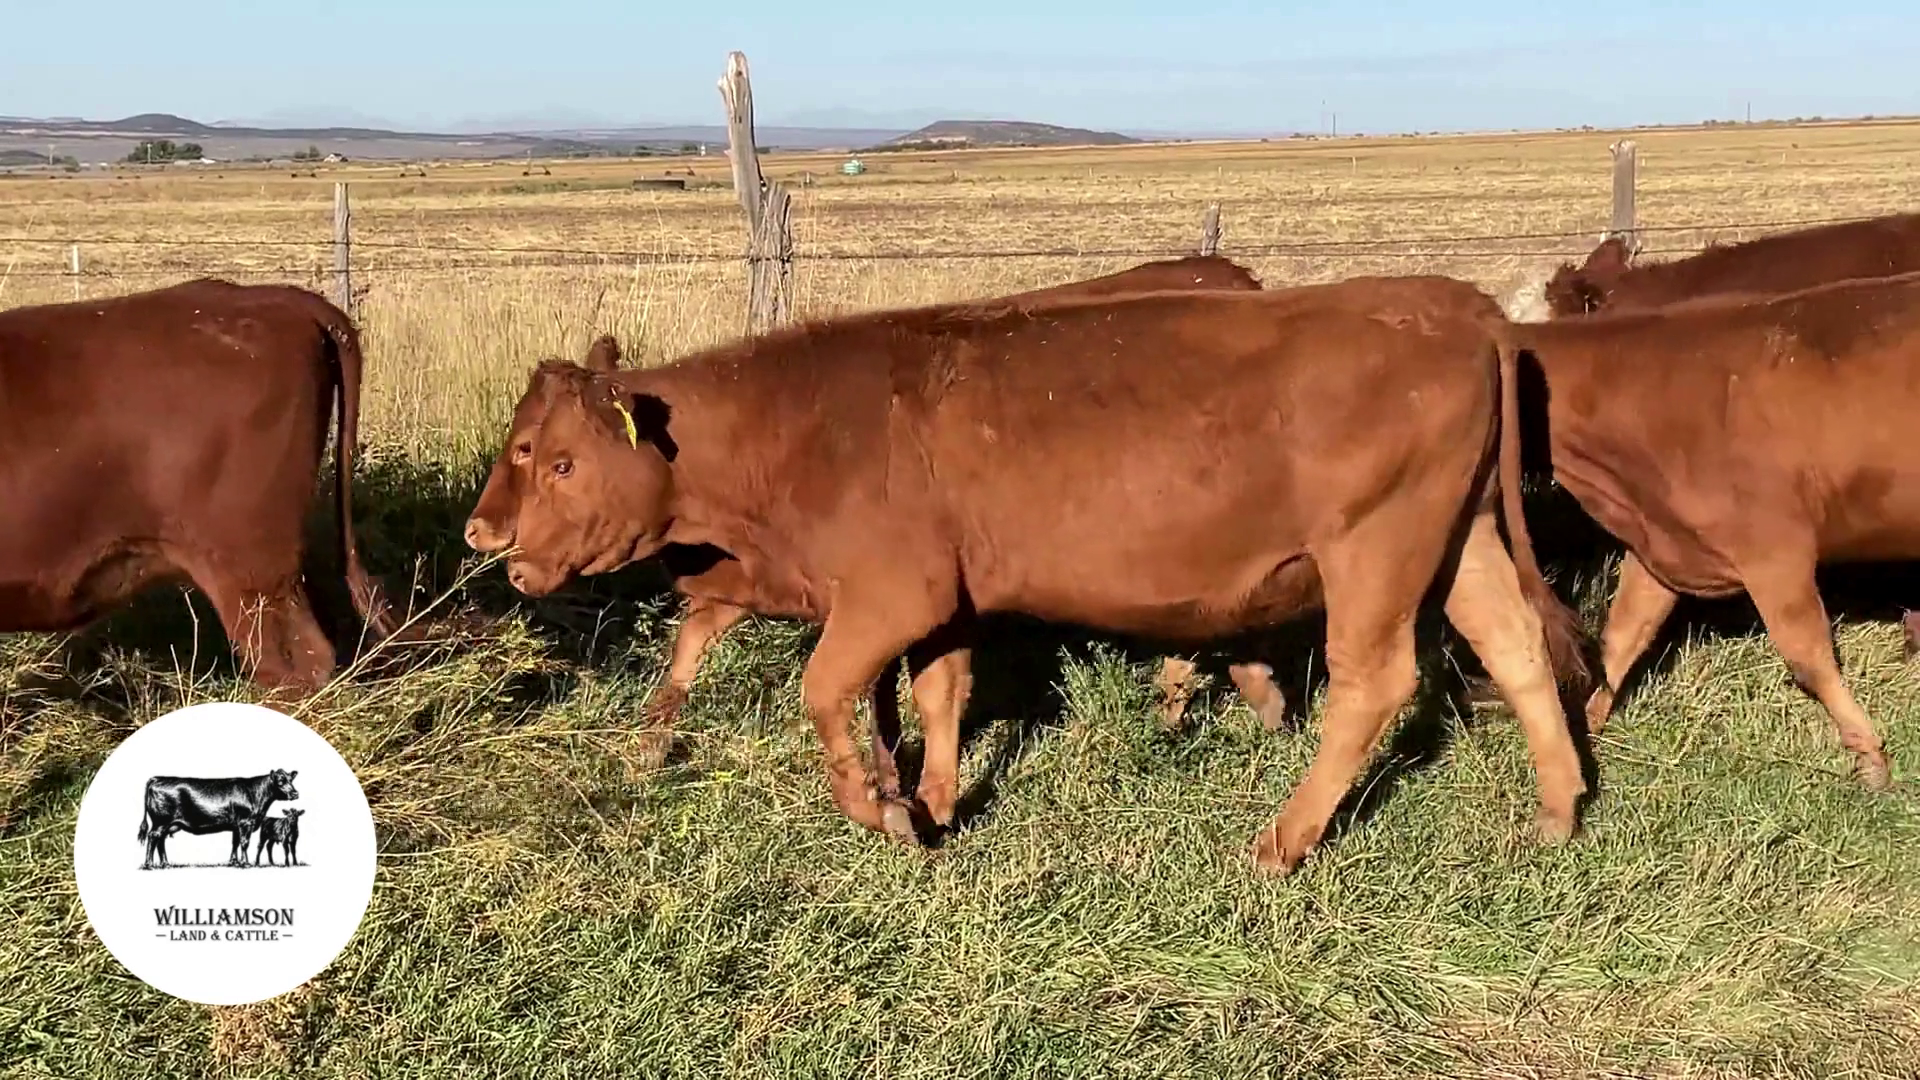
<box><xmin>12</xmin><ymin>212</ymin><xmax>1920</xmax><ymax>875</ymax></box>
<box><xmin>136</xmin><ymin>768</ymin><xmax>307</xmax><ymax>870</ymax></box>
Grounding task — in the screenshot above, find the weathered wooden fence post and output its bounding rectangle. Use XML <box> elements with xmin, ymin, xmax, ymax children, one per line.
<box><xmin>331</xmin><ymin>182</ymin><xmax>353</xmax><ymax>316</ymax></box>
<box><xmin>1199</xmin><ymin>204</ymin><xmax>1222</xmax><ymax>256</ymax></box>
<box><xmin>717</xmin><ymin>51</ymin><xmax>793</xmax><ymax>335</ymax></box>
<box><xmin>1607</xmin><ymin>139</ymin><xmax>1639</xmax><ymax>260</ymax></box>
<box><xmin>68</xmin><ymin>244</ymin><xmax>80</xmax><ymax>300</ymax></box>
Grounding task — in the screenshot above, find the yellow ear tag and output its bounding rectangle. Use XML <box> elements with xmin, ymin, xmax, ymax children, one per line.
<box><xmin>610</xmin><ymin>398</ymin><xmax>639</xmax><ymax>449</ymax></box>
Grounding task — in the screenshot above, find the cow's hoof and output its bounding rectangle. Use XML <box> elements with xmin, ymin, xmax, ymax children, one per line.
<box><xmin>879</xmin><ymin>799</ymin><xmax>927</xmax><ymax>847</ymax></box>
<box><xmin>631</xmin><ymin>728</ymin><xmax>672</xmax><ymax>772</ymax></box>
<box><xmin>1583</xmin><ymin>688</ymin><xmax>1615</xmax><ymax>735</ymax></box>
<box><xmin>1535</xmin><ymin>806</ymin><xmax>1576</xmax><ymax>845</ymax></box>
<box><xmin>1855</xmin><ymin>754</ymin><xmax>1894</xmax><ymax>792</ymax></box>
<box><xmin>1254</xmin><ymin>695</ymin><xmax>1288</xmax><ymax>733</ymax></box>
<box><xmin>1248</xmin><ymin>827</ymin><xmax>1305</xmax><ymax>878</ymax></box>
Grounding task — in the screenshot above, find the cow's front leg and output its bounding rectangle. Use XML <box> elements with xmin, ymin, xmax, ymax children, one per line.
<box><xmin>638</xmin><ymin>598</ymin><xmax>751</xmax><ymax>769</ymax></box>
<box><xmin>801</xmin><ymin>598</ymin><xmax>943</xmax><ymax>845</ymax></box>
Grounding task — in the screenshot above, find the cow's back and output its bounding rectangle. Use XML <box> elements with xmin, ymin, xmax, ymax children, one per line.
<box><xmin>1006</xmin><ymin>255</ymin><xmax>1262</xmax><ymax>303</ymax></box>
<box><xmin>1522</xmin><ymin>271</ymin><xmax>1920</xmax><ymax>582</ymax></box>
<box><xmin>900</xmin><ymin>285</ymin><xmax>1503</xmax><ymax>629</ymax></box>
<box><xmin>1612</xmin><ymin>214</ymin><xmax>1920</xmax><ymax>312</ymax></box>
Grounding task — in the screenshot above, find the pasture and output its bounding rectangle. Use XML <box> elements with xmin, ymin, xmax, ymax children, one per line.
<box><xmin>5</xmin><ymin>120</ymin><xmax>1920</xmax><ymax>1078</ymax></box>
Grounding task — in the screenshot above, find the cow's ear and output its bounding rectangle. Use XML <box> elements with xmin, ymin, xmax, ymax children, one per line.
<box><xmin>603</xmin><ymin>385</ymin><xmax>678</xmax><ymax>462</ymax></box>
<box><xmin>287</xmin><ymin>770</ymin><xmax>298</xmax><ymax>780</ymax></box>
<box><xmin>584</xmin><ymin>335</ymin><xmax>623</xmax><ymax>373</ymax></box>
<box><xmin>527</xmin><ymin>359</ymin><xmax>584</xmax><ymax>403</ymax></box>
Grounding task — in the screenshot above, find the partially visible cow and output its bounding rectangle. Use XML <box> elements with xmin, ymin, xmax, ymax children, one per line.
<box><xmin>991</xmin><ymin>253</ymin><xmax>1263</xmax><ymax>301</ymax></box>
<box><xmin>1518</xmin><ymin>214</ymin><xmax>1920</xmax><ymax>657</ymax></box>
<box><xmin>138</xmin><ymin>768</ymin><xmax>300</xmax><ymax>869</ymax></box>
<box><xmin>254</xmin><ymin>806</ymin><xmax>306</xmax><ymax>867</ymax></box>
<box><xmin>1497</xmin><ymin>271</ymin><xmax>1920</xmax><ymax>791</ymax></box>
<box><xmin>0</xmin><ymin>279</ymin><xmax>403</xmax><ymax>691</ymax></box>
<box><xmin>1537</xmin><ymin>213</ymin><xmax>1920</xmax><ymax>320</ymax></box>
<box><xmin>466</xmin><ymin>256</ymin><xmax>1272</xmax><ymax>789</ymax></box>
<box><xmin>466</xmin><ymin>275</ymin><xmax>1593</xmax><ymax>875</ymax></box>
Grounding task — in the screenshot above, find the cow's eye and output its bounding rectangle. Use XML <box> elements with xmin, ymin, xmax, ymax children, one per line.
<box><xmin>553</xmin><ymin>459</ymin><xmax>573</xmax><ymax>477</ymax></box>
<box><xmin>512</xmin><ymin>440</ymin><xmax>534</xmax><ymax>464</ymax></box>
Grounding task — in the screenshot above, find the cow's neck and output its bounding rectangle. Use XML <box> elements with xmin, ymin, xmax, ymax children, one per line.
<box><xmin>625</xmin><ymin>364</ymin><xmax>802</xmax><ymax>572</ymax></box>
<box><xmin>245</xmin><ymin>774</ymin><xmax>285</xmax><ymax>809</ymax></box>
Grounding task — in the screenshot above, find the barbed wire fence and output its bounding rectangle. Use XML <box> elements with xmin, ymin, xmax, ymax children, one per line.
<box><xmin>0</xmin><ymin>214</ymin><xmax>1898</xmax><ymax>280</ymax></box>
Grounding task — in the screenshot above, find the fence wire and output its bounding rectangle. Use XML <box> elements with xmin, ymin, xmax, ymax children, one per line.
<box><xmin>0</xmin><ymin>211</ymin><xmax>1903</xmax><ymax>282</ymax></box>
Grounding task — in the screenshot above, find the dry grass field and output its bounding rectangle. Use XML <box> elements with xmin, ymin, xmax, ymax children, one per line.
<box><xmin>4</xmin><ymin>120</ymin><xmax>1920</xmax><ymax>1078</ymax></box>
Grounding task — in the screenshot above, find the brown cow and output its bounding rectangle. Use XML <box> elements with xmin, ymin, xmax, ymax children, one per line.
<box><xmin>469</xmin><ymin>256</ymin><xmax>1272</xmax><ymax>785</ymax></box>
<box><xmin>1533</xmin><ymin>214</ymin><xmax>1920</xmax><ymax>658</ymax></box>
<box><xmin>1498</xmin><ymin>271</ymin><xmax>1920</xmax><ymax>791</ymax></box>
<box><xmin>0</xmin><ymin>278</ymin><xmax>401</xmax><ymax>691</ymax></box>
<box><xmin>1539</xmin><ymin>213</ymin><xmax>1920</xmax><ymax>319</ymax></box>
<box><xmin>465</xmin><ymin>276</ymin><xmax>1592</xmax><ymax>875</ymax></box>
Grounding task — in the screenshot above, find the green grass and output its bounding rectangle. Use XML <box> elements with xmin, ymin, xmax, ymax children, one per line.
<box><xmin>3</xmin><ymin>457</ymin><xmax>1920</xmax><ymax>1079</ymax></box>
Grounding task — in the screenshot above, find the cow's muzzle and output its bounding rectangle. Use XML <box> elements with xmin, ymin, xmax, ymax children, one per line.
<box><xmin>465</xmin><ymin>516</ymin><xmax>512</xmax><ymax>553</ymax></box>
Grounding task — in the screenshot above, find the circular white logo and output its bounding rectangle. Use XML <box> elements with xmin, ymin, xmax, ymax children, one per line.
<box><xmin>71</xmin><ymin>701</ymin><xmax>378</xmax><ymax>1006</ymax></box>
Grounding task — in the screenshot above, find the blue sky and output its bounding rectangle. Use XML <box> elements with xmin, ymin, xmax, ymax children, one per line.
<box><xmin>5</xmin><ymin>1</ymin><xmax>1916</xmax><ymax>134</ymax></box>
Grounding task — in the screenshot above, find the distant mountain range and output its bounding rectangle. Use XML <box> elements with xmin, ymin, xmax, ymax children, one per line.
<box><xmin>0</xmin><ymin>111</ymin><xmax>1272</xmax><ymax>167</ymax></box>
<box><xmin>873</xmin><ymin>119</ymin><xmax>1142</xmax><ymax>150</ymax></box>
<box><xmin>0</xmin><ymin>111</ymin><xmax>907</xmax><ymax>165</ymax></box>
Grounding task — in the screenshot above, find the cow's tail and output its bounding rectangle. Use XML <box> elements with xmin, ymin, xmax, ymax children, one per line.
<box><xmin>1494</xmin><ymin>323</ymin><xmax>1592</xmax><ymax>696</ymax></box>
<box><xmin>136</xmin><ymin>810</ymin><xmax>149</xmax><ymax>842</ymax></box>
<box><xmin>316</xmin><ymin>300</ymin><xmax>405</xmax><ymax>644</ymax></box>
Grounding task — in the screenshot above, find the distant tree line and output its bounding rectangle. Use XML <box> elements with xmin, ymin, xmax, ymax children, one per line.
<box><xmin>124</xmin><ymin>139</ymin><xmax>205</xmax><ymax>163</ymax></box>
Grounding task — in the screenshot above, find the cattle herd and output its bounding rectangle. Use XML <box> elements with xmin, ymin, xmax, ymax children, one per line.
<box><xmin>6</xmin><ymin>210</ymin><xmax>1920</xmax><ymax>877</ymax></box>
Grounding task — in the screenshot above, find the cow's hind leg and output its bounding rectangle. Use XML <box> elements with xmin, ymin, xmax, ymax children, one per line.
<box><xmin>1159</xmin><ymin>657</ymin><xmax>1284</xmax><ymax>732</ymax></box>
<box><xmin>1252</xmin><ymin>544</ymin><xmax>1425</xmax><ymax>876</ymax></box>
<box><xmin>179</xmin><ymin>555</ymin><xmax>338</xmax><ymax>694</ymax></box>
<box><xmin>1743</xmin><ymin>557</ymin><xmax>1893</xmax><ymax>790</ymax></box>
<box><xmin>1440</xmin><ymin>510</ymin><xmax>1587</xmax><ymax>841</ymax></box>
<box><xmin>870</xmin><ymin>660</ymin><xmax>906</xmax><ymax>800</ymax></box>
<box><xmin>1156</xmin><ymin>657</ymin><xmax>1201</xmax><ymax>732</ymax></box>
<box><xmin>1583</xmin><ymin>552</ymin><xmax>1678</xmax><ymax>735</ymax></box>
<box><xmin>904</xmin><ymin>641</ymin><xmax>974</xmax><ymax>829</ymax></box>
<box><xmin>1229</xmin><ymin>662</ymin><xmax>1287</xmax><ymax>732</ymax></box>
